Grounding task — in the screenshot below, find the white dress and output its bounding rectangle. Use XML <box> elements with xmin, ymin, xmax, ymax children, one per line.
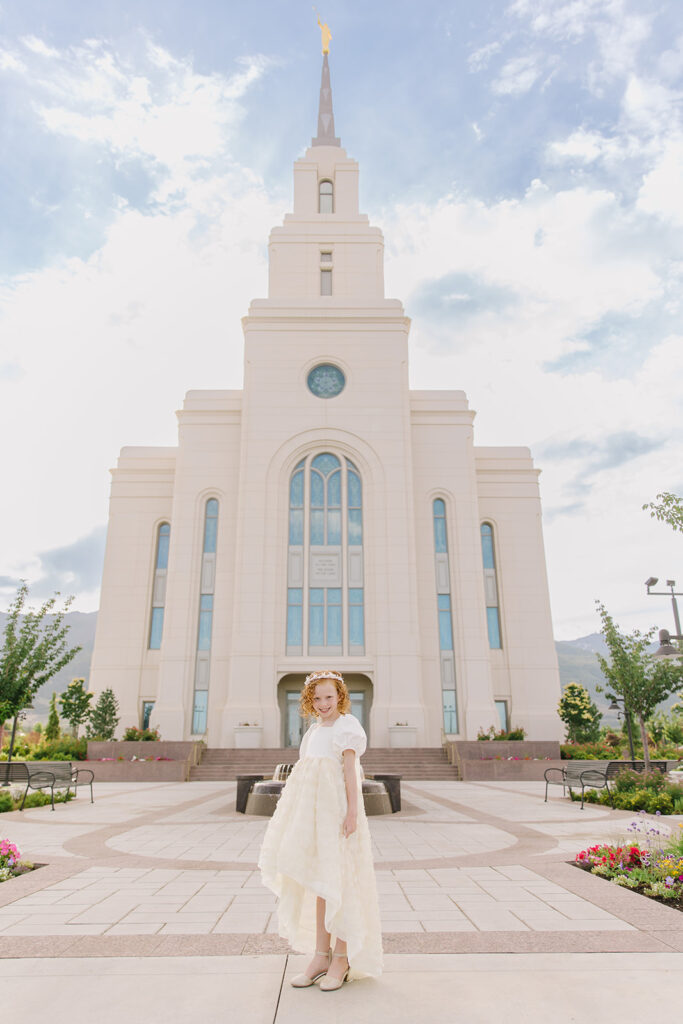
<box><xmin>258</xmin><ymin>713</ymin><xmax>383</xmax><ymax>978</ymax></box>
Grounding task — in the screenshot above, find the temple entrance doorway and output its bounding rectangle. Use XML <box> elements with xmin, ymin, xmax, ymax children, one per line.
<box><xmin>277</xmin><ymin>673</ymin><xmax>373</xmax><ymax>748</ymax></box>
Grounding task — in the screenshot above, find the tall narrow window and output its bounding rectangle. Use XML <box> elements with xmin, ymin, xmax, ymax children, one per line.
<box><xmin>191</xmin><ymin>499</ymin><xmax>218</xmax><ymax>734</ymax></box>
<box><xmin>320</xmin><ymin>249</ymin><xmax>333</xmax><ymax>295</ymax></box>
<box><xmin>148</xmin><ymin>522</ymin><xmax>170</xmax><ymax>649</ymax></box>
<box><xmin>286</xmin><ymin>453</ymin><xmax>364</xmax><ymax>656</ymax></box>
<box><xmin>432</xmin><ymin>499</ymin><xmax>458</xmax><ymax>734</ymax></box>
<box><xmin>141</xmin><ymin>700</ymin><xmax>155</xmax><ymax>730</ymax></box>
<box><xmin>319</xmin><ymin>179</ymin><xmax>333</xmax><ymax>213</ymax></box>
<box><xmin>481</xmin><ymin>523</ymin><xmax>502</xmax><ymax>649</ymax></box>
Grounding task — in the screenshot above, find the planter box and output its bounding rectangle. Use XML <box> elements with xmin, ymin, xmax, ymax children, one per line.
<box><xmin>87</xmin><ymin>741</ymin><xmax>203</xmax><ymax>765</ymax></box>
<box><xmin>234</xmin><ymin>727</ymin><xmax>263</xmax><ymax>749</ymax></box>
<box><xmin>459</xmin><ymin>757</ymin><xmax>564</xmax><ymax>781</ymax></box>
<box><xmin>81</xmin><ymin>760</ymin><xmax>190</xmax><ymax>782</ymax></box>
<box><xmin>84</xmin><ymin>741</ymin><xmax>204</xmax><ymax>782</ymax></box>
<box><xmin>389</xmin><ymin>726</ymin><xmax>417</xmax><ymax>748</ymax></box>
<box><xmin>449</xmin><ymin>740</ymin><xmax>561</xmax><ymax>762</ymax></box>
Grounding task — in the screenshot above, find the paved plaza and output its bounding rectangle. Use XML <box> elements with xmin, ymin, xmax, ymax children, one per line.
<box><xmin>0</xmin><ymin>779</ymin><xmax>681</xmax><ymax>1021</ymax></box>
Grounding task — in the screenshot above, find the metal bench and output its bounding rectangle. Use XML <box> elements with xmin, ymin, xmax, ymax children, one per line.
<box><xmin>545</xmin><ymin>760</ymin><xmax>668</xmax><ymax>810</ymax></box>
<box><xmin>0</xmin><ymin>761</ymin><xmax>94</xmax><ymax>811</ymax></box>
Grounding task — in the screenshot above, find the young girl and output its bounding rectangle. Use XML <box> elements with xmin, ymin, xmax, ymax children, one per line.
<box><xmin>258</xmin><ymin>669</ymin><xmax>383</xmax><ymax>990</ymax></box>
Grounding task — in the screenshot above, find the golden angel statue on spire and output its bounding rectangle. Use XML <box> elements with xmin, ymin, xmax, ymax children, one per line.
<box><xmin>317</xmin><ymin>14</ymin><xmax>332</xmax><ymax>54</ymax></box>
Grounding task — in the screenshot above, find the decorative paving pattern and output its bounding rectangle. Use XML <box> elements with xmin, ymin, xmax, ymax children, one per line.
<box><xmin>0</xmin><ymin>863</ymin><xmax>632</xmax><ymax>937</ymax></box>
<box><xmin>104</xmin><ymin>819</ymin><xmax>517</xmax><ymax>864</ymax></box>
<box><xmin>0</xmin><ymin>780</ymin><xmax>680</xmax><ymax>956</ymax></box>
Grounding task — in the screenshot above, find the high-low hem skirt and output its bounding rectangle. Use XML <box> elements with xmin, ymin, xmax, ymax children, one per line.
<box><xmin>258</xmin><ymin>756</ymin><xmax>383</xmax><ymax>979</ymax></box>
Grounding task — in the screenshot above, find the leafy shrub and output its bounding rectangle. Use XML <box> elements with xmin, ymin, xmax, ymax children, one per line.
<box><xmin>558</xmin><ymin>682</ymin><xmax>602</xmax><ymax>743</ymax></box>
<box><xmin>477</xmin><ymin>725</ymin><xmax>527</xmax><ymax>741</ymax></box>
<box><xmin>612</xmin><ymin>769</ymin><xmax>641</xmax><ymax>793</ymax></box>
<box><xmin>0</xmin><ymin>790</ymin><xmax>74</xmax><ymax>814</ymax></box>
<box><xmin>122</xmin><ymin>727</ymin><xmax>160</xmax><ymax>742</ymax></box>
<box><xmin>576</xmin><ymin>786</ymin><xmax>682</xmax><ymax>814</ymax></box>
<box><xmin>561</xmin><ymin>741</ymin><xmax>621</xmax><ymax>760</ymax></box>
<box><xmin>22</xmin><ymin>791</ymin><xmax>74</xmax><ymax>810</ymax></box>
<box><xmin>613</xmin><ymin>769</ymin><xmax>666</xmax><ymax>794</ymax></box>
<box><xmin>32</xmin><ymin>737</ymin><xmax>87</xmax><ymax>761</ymax></box>
<box><xmin>0</xmin><ymin>737</ymin><xmax>87</xmax><ymax>761</ymax></box>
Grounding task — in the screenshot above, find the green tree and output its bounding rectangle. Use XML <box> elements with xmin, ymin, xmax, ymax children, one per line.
<box><xmin>86</xmin><ymin>688</ymin><xmax>120</xmax><ymax>741</ymax></box>
<box><xmin>59</xmin><ymin>678</ymin><xmax>93</xmax><ymax>739</ymax></box>
<box><xmin>642</xmin><ymin>491</ymin><xmax>683</xmax><ymax>533</ymax></box>
<box><xmin>557</xmin><ymin>682</ymin><xmax>602</xmax><ymax>743</ymax></box>
<box><xmin>45</xmin><ymin>692</ymin><xmax>61</xmax><ymax>741</ymax></box>
<box><xmin>0</xmin><ymin>582</ymin><xmax>81</xmax><ymax>761</ymax></box>
<box><xmin>596</xmin><ymin>602</ymin><xmax>683</xmax><ymax>769</ymax></box>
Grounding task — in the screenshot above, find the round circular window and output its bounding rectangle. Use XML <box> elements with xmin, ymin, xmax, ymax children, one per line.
<box><xmin>307</xmin><ymin>363</ymin><xmax>346</xmax><ymax>399</ymax></box>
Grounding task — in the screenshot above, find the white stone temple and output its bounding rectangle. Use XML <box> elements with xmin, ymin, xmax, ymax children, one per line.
<box><xmin>89</xmin><ymin>55</ymin><xmax>562</xmax><ymax>748</ymax></box>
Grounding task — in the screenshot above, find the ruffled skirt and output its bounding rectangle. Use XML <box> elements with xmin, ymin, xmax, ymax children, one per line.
<box><xmin>258</xmin><ymin>755</ymin><xmax>383</xmax><ymax>978</ymax></box>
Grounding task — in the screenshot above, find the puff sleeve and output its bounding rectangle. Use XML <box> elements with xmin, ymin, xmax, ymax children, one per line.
<box><xmin>332</xmin><ymin>713</ymin><xmax>367</xmax><ymax>760</ymax></box>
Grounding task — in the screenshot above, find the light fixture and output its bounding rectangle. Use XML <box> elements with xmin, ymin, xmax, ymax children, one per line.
<box><xmin>654</xmin><ymin>628</ymin><xmax>680</xmax><ymax>658</ymax></box>
<box><xmin>645</xmin><ymin>577</ymin><xmax>658</xmax><ymax>588</ymax></box>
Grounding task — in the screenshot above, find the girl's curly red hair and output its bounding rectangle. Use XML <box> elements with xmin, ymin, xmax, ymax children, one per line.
<box><xmin>299</xmin><ymin>670</ymin><xmax>351</xmax><ymax>718</ymax></box>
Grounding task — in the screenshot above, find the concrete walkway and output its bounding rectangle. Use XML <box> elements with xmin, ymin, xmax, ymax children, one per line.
<box><xmin>0</xmin><ymin>779</ymin><xmax>681</xmax><ymax>1021</ymax></box>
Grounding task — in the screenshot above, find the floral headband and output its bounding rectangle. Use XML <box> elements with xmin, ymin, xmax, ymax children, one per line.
<box><xmin>304</xmin><ymin>670</ymin><xmax>344</xmax><ymax>686</ymax></box>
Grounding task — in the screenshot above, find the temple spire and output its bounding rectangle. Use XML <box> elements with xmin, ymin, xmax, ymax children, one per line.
<box><xmin>312</xmin><ymin>53</ymin><xmax>340</xmax><ymax>147</ymax></box>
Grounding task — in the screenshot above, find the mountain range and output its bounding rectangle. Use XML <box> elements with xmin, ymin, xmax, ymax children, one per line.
<box><xmin>1</xmin><ymin>611</ymin><xmax>680</xmax><ymax>727</ymax></box>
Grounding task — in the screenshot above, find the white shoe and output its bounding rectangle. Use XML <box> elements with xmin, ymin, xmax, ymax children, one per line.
<box><xmin>319</xmin><ymin>952</ymin><xmax>350</xmax><ymax>991</ymax></box>
<box><xmin>290</xmin><ymin>949</ymin><xmax>331</xmax><ymax>988</ymax></box>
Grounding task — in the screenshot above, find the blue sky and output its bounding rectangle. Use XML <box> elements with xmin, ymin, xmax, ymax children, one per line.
<box><xmin>1</xmin><ymin>0</ymin><xmax>682</xmax><ymax>639</ymax></box>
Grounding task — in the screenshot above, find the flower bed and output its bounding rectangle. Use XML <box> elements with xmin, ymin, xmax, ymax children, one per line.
<box><xmin>561</xmin><ymin>741</ymin><xmax>683</xmax><ymax>761</ymax></box>
<box><xmin>575</xmin><ymin>813</ymin><xmax>683</xmax><ymax>911</ymax></box>
<box><xmin>479</xmin><ymin>756</ymin><xmax>553</xmax><ymax>761</ymax></box>
<box><xmin>94</xmin><ymin>756</ymin><xmax>173</xmax><ymax>762</ymax></box>
<box><xmin>0</xmin><ymin>839</ymin><xmax>34</xmax><ymax>881</ymax></box>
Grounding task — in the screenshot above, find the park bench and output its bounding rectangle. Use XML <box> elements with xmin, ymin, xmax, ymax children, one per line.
<box><xmin>0</xmin><ymin>761</ymin><xmax>94</xmax><ymax>811</ymax></box>
<box><xmin>544</xmin><ymin>760</ymin><xmax>668</xmax><ymax>810</ymax></box>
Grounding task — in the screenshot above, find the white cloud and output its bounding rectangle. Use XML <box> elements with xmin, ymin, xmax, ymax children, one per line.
<box><xmin>468</xmin><ymin>40</ymin><xmax>502</xmax><ymax>72</ymax></box>
<box><xmin>379</xmin><ymin>165</ymin><xmax>681</xmax><ymax>638</ymax></box>
<box><xmin>621</xmin><ymin>75</ymin><xmax>682</xmax><ymax>133</ymax></box>
<box><xmin>22</xmin><ymin>35</ymin><xmax>60</xmax><ymax>58</ymax></box>
<box><xmin>25</xmin><ymin>38</ymin><xmax>271</xmax><ymax>203</ymax></box>
<box><xmin>507</xmin><ymin>0</ymin><xmax>608</xmax><ymax>40</ymax></box>
<box><xmin>0</xmin><ymin>35</ymin><xmax>283</xmax><ymax>607</ymax></box>
<box><xmin>492</xmin><ymin>54</ymin><xmax>544</xmax><ymax>95</ymax></box>
<box><xmin>637</xmin><ymin>136</ymin><xmax>683</xmax><ymax>225</ymax></box>
<box><xmin>0</xmin><ymin>48</ymin><xmax>26</xmax><ymax>72</ymax></box>
<box><xmin>659</xmin><ymin>34</ymin><xmax>683</xmax><ymax>82</ymax></box>
<box><xmin>508</xmin><ymin>0</ymin><xmax>652</xmax><ymax>91</ymax></box>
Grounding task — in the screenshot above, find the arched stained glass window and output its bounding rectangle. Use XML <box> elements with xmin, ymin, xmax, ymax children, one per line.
<box><xmin>432</xmin><ymin>499</ymin><xmax>458</xmax><ymax>734</ymax></box>
<box><xmin>481</xmin><ymin>523</ymin><xmax>502</xmax><ymax>649</ymax></box>
<box><xmin>148</xmin><ymin>522</ymin><xmax>170</xmax><ymax>650</ymax></box>
<box><xmin>319</xmin><ymin>179</ymin><xmax>333</xmax><ymax>213</ymax></box>
<box><xmin>286</xmin><ymin>453</ymin><xmax>364</xmax><ymax>656</ymax></box>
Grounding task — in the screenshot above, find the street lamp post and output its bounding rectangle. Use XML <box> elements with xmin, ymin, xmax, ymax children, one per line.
<box><xmin>608</xmin><ymin>696</ymin><xmax>636</xmax><ymax>761</ymax></box>
<box><xmin>645</xmin><ymin>578</ymin><xmax>683</xmax><ymax>657</ymax></box>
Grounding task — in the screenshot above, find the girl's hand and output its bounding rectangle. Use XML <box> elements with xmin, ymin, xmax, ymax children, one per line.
<box><xmin>342</xmin><ymin>811</ymin><xmax>357</xmax><ymax>838</ymax></box>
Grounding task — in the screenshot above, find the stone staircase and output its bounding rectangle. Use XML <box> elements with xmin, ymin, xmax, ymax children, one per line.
<box><xmin>189</xmin><ymin>746</ymin><xmax>460</xmax><ymax>781</ymax></box>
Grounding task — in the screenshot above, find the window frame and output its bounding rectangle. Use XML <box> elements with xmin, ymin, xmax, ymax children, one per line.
<box><xmin>319</xmin><ymin>179</ymin><xmax>334</xmax><ymax>213</ymax></box>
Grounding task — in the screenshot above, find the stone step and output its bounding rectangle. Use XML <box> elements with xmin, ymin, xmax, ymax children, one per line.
<box><xmin>189</xmin><ymin>746</ymin><xmax>460</xmax><ymax>781</ymax></box>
